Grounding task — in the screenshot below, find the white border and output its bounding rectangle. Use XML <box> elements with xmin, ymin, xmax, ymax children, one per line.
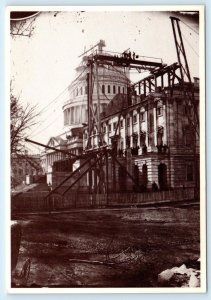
<box><xmin>6</xmin><ymin>5</ymin><xmax>206</xmax><ymax>294</ymax></box>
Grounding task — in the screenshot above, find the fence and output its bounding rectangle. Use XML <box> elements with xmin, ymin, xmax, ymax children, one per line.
<box><xmin>11</xmin><ymin>187</ymin><xmax>196</xmax><ymax>214</ymax></box>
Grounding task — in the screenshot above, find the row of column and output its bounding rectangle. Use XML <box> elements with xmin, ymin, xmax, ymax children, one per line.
<box><xmin>46</xmin><ymin>152</ymin><xmax>65</xmax><ymax>168</ymax></box>
<box><xmin>64</xmin><ymin>105</ymin><xmax>87</xmax><ymax>126</ymax></box>
<box><xmin>101</xmin><ymin>102</ymin><xmax>167</xmax><ymax>150</ymax></box>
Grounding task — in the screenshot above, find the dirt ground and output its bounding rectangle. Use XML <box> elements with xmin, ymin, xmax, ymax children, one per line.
<box><xmin>11</xmin><ymin>206</ymin><xmax>200</xmax><ymax>288</ymax></box>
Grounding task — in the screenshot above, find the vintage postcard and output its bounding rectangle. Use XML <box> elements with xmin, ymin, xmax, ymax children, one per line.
<box><xmin>7</xmin><ymin>5</ymin><xmax>206</xmax><ymax>293</ymax></box>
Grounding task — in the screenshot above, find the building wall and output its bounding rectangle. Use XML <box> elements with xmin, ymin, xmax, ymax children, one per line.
<box><xmin>83</xmin><ymin>85</ymin><xmax>199</xmax><ymax>190</ymax></box>
<box><xmin>11</xmin><ymin>155</ymin><xmax>43</xmax><ymax>187</ymax></box>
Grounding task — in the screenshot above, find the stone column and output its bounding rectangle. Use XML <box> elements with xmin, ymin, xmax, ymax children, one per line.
<box><xmin>130</xmin><ymin>112</ymin><xmax>133</xmax><ymax>147</ymax></box>
<box><xmin>75</xmin><ymin>106</ymin><xmax>78</xmax><ymax>124</ymax></box>
<box><xmin>145</xmin><ymin>109</ymin><xmax>149</xmax><ymax>147</ymax></box>
<box><xmin>46</xmin><ymin>154</ymin><xmax>49</xmax><ymax>170</ymax></box>
<box><xmin>68</xmin><ymin>108</ymin><xmax>70</xmax><ymax>125</ymax></box>
<box><xmin>163</xmin><ymin>102</ymin><xmax>167</xmax><ymax>145</ymax></box>
<box><xmin>71</xmin><ymin>107</ymin><xmax>74</xmax><ymax>124</ymax></box>
<box><xmin>107</xmin><ymin>121</ymin><xmax>109</xmax><ymax>146</ymax></box>
<box><xmin>137</xmin><ymin>109</ymin><xmax>140</xmax><ymax>146</ymax></box>
<box><xmin>153</xmin><ymin>105</ymin><xmax>157</xmax><ymax>146</ymax></box>
<box><xmin>64</xmin><ymin>110</ymin><xmax>66</xmax><ymax>125</ymax></box>
<box><xmin>123</xmin><ymin>116</ymin><xmax>127</xmax><ymax>150</ymax></box>
<box><xmin>137</xmin><ymin>108</ymin><xmax>141</xmax><ymax>155</ymax></box>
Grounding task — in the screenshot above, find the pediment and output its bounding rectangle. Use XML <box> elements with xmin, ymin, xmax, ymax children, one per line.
<box><xmin>47</xmin><ymin>137</ymin><xmax>59</xmax><ymax>148</ymax></box>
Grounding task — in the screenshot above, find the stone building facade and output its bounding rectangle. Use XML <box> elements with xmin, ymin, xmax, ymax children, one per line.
<box><xmin>83</xmin><ymin>82</ymin><xmax>199</xmax><ymax>191</ymax></box>
<box><xmin>11</xmin><ymin>153</ymin><xmax>43</xmax><ymax>187</ymax></box>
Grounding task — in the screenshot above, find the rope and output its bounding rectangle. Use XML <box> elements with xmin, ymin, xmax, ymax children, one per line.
<box><xmin>181</xmin><ymin>20</ymin><xmax>199</xmax><ymax>35</ymax></box>
<box><xmin>182</xmin><ymin>33</ymin><xmax>199</xmax><ymax>57</ymax></box>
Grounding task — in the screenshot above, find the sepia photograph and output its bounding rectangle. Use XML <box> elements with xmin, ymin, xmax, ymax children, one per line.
<box><xmin>8</xmin><ymin>6</ymin><xmax>206</xmax><ymax>292</ymax></box>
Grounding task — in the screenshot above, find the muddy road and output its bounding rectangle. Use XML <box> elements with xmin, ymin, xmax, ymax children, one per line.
<box><xmin>11</xmin><ymin>206</ymin><xmax>200</xmax><ymax>288</ymax></box>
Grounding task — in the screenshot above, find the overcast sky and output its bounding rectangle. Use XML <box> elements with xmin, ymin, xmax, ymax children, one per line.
<box><xmin>10</xmin><ymin>9</ymin><xmax>200</xmax><ymax>153</ymax></box>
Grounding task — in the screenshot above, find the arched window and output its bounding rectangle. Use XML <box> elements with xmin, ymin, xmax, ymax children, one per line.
<box><xmin>113</xmin><ymin>85</ymin><xmax>116</xmax><ymax>94</ymax></box>
<box><xmin>140</xmin><ymin>131</ymin><xmax>146</xmax><ymax>147</ymax></box>
<box><xmin>158</xmin><ymin>163</ymin><xmax>167</xmax><ymax>190</ymax></box>
<box><xmin>108</xmin><ymin>85</ymin><xmax>110</xmax><ymax>94</ymax></box>
<box><xmin>157</xmin><ymin>126</ymin><xmax>164</xmax><ymax>148</ymax></box>
<box><xmin>118</xmin><ymin>86</ymin><xmax>121</xmax><ymax>94</ymax></box>
<box><xmin>122</xmin><ymin>87</ymin><xmax>125</xmax><ymax>94</ymax></box>
<box><xmin>102</xmin><ymin>84</ymin><xmax>105</xmax><ymax>94</ymax></box>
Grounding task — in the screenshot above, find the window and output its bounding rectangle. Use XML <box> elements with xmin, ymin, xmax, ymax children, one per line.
<box><xmin>108</xmin><ymin>124</ymin><xmax>111</xmax><ymax>132</ymax></box>
<box><xmin>108</xmin><ymin>85</ymin><xmax>110</xmax><ymax>94</ymax></box>
<box><xmin>103</xmin><ymin>125</ymin><xmax>106</xmax><ymax>133</ymax></box>
<box><xmin>126</xmin><ymin>136</ymin><xmax>130</xmax><ymax>147</ymax></box>
<box><xmin>140</xmin><ymin>112</ymin><xmax>145</xmax><ymax>122</ymax></box>
<box><xmin>157</xmin><ymin>127</ymin><xmax>164</xmax><ymax>147</ymax></box>
<box><xmin>118</xmin><ymin>86</ymin><xmax>121</xmax><ymax>94</ymax></box>
<box><xmin>127</xmin><ymin>117</ymin><xmax>130</xmax><ymax>127</ymax></box>
<box><xmin>102</xmin><ymin>85</ymin><xmax>105</xmax><ymax>94</ymax></box>
<box><xmin>157</xmin><ymin>106</ymin><xmax>163</xmax><ymax>116</ymax></box>
<box><xmin>120</xmin><ymin>119</ymin><xmax>124</xmax><ymax>128</ymax></box>
<box><xmin>76</xmin><ymin>88</ymin><xmax>78</xmax><ymax>96</ymax></box>
<box><xmin>84</xmin><ymin>133</ymin><xmax>88</xmax><ymax>139</ymax></box>
<box><xmin>113</xmin><ymin>122</ymin><xmax>117</xmax><ymax>130</ymax></box>
<box><xmin>122</xmin><ymin>87</ymin><xmax>125</xmax><ymax>94</ymax></box>
<box><xmin>186</xmin><ymin>164</ymin><xmax>193</xmax><ymax>181</ymax></box>
<box><xmin>133</xmin><ymin>115</ymin><xmax>137</xmax><ymax>124</ymax></box>
<box><xmin>85</xmin><ymin>86</ymin><xmax>87</xmax><ymax>94</ymax></box>
<box><xmin>113</xmin><ymin>85</ymin><xmax>116</xmax><ymax>94</ymax></box>
<box><xmin>80</xmin><ymin>87</ymin><xmax>83</xmax><ymax>95</ymax></box>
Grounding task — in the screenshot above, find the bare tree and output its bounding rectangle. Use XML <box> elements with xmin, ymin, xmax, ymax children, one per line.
<box><xmin>10</xmin><ymin>19</ymin><xmax>36</xmax><ymax>38</ymax></box>
<box><xmin>10</xmin><ymin>93</ymin><xmax>39</xmax><ymax>156</ymax></box>
<box><xmin>10</xmin><ymin>12</ymin><xmax>40</xmax><ymax>38</ymax></box>
<box><xmin>10</xmin><ymin>11</ymin><xmax>60</xmax><ymax>38</ymax></box>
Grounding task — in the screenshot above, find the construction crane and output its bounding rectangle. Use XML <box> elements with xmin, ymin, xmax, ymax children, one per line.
<box><xmin>25</xmin><ymin>16</ymin><xmax>199</xmax><ymax>207</ymax></box>
<box><xmin>170</xmin><ymin>16</ymin><xmax>199</xmax><ymax>199</ymax></box>
<box><xmin>170</xmin><ymin>16</ymin><xmax>199</xmax><ymax>134</ymax></box>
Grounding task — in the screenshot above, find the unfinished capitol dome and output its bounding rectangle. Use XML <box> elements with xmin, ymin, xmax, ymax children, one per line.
<box><xmin>62</xmin><ymin>40</ymin><xmax>130</xmax><ymax>131</ymax></box>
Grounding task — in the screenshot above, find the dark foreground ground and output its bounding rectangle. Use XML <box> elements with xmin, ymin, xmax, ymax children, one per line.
<box><xmin>11</xmin><ymin>206</ymin><xmax>200</xmax><ymax>288</ymax></box>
